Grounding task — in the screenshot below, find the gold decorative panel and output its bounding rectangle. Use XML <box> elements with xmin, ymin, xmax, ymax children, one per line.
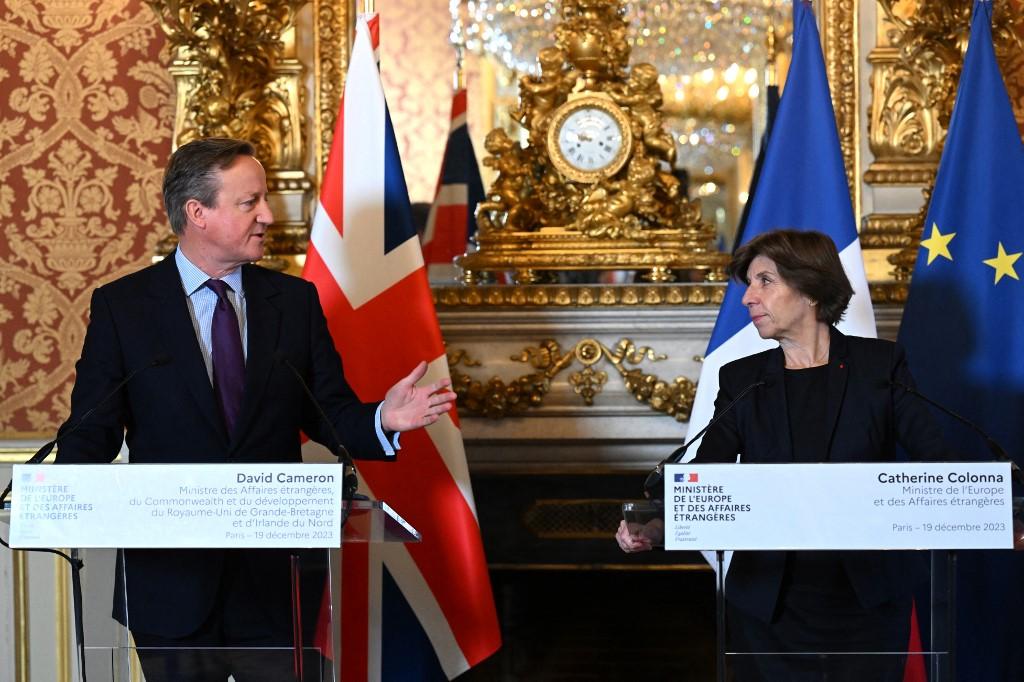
<box><xmin>448</xmin><ymin>337</ymin><xmax>697</xmax><ymax>421</ymax></box>
<box><xmin>0</xmin><ymin>1</ymin><xmax>171</xmax><ymax>437</ymax></box>
<box><xmin>863</xmin><ymin>0</ymin><xmax>1023</xmax><ymax>270</ymax></box>
<box><xmin>865</xmin><ymin>2</ymin><xmax>1023</xmax><ymax>187</ymax></box>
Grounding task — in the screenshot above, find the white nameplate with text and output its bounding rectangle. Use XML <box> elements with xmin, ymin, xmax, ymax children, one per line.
<box><xmin>9</xmin><ymin>463</ymin><xmax>344</xmax><ymax>549</ymax></box>
<box><xmin>664</xmin><ymin>462</ymin><xmax>1014</xmax><ymax>551</ymax></box>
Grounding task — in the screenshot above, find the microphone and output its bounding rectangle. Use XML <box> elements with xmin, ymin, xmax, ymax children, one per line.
<box><xmin>891</xmin><ymin>380</ymin><xmax>1024</xmax><ymax>487</ymax></box>
<box><xmin>276</xmin><ymin>353</ymin><xmax>360</xmax><ymax>503</ymax></box>
<box><xmin>643</xmin><ymin>379</ymin><xmax>768</xmax><ymax>498</ymax></box>
<box><xmin>0</xmin><ymin>353</ymin><xmax>172</xmax><ymax>507</ymax></box>
<box><xmin>0</xmin><ymin>352</ymin><xmax>170</xmax><ymax>682</ymax></box>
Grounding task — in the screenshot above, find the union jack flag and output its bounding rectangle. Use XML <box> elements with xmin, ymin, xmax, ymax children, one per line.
<box><xmin>302</xmin><ymin>14</ymin><xmax>500</xmax><ymax>679</ymax></box>
<box><xmin>421</xmin><ymin>88</ymin><xmax>484</xmax><ymax>281</ymax></box>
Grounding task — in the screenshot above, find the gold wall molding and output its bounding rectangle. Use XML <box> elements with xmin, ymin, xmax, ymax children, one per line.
<box><xmin>863</xmin><ymin>1</ymin><xmax>1022</xmax><ymax>254</ymax></box>
<box><xmin>821</xmin><ymin>0</ymin><xmax>860</xmax><ymax>214</ymax></box>
<box><xmin>448</xmin><ymin>337</ymin><xmax>696</xmax><ymax>421</ymax></box>
<box><xmin>861</xmin><ymin>212</ymin><xmax>923</xmax><ymax>249</ymax></box>
<box><xmin>433</xmin><ymin>283</ymin><xmax>726</xmax><ymax>308</ymax></box>
<box><xmin>312</xmin><ymin>0</ymin><xmax>351</xmax><ymax>187</ymax></box>
<box><xmin>14</xmin><ymin>551</ymin><xmax>27</xmax><ymax>682</ymax></box>
<box><xmin>55</xmin><ymin>555</ymin><xmax>70</xmax><ymax>681</ymax></box>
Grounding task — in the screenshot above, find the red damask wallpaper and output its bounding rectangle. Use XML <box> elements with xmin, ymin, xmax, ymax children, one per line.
<box><xmin>0</xmin><ymin>1</ymin><xmax>172</xmax><ymax>437</ymax></box>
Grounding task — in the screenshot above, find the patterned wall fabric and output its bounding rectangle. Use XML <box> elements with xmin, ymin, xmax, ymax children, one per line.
<box><xmin>0</xmin><ymin>1</ymin><xmax>171</xmax><ymax>437</ymax></box>
<box><xmin>378</xmin><ymin>0</ymin><xmax>457</xmax><ymax>204</ymax></box>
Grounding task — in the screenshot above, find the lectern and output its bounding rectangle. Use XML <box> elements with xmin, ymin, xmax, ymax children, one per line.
<box><xmin>6</xmin><ymin>463</ymin><xmax>419</xmax><ymax>682</ymax></box>
<box><xmin>628</xmin><ymin>461</ymin><xmax>1016</xmax><ymax>682</ymax></box>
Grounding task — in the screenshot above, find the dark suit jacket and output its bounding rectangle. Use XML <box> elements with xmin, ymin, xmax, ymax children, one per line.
<box><xmin>56</xmin><ymin>254</ymin><xmax>390</xmax><ymax>637</ymax></box>
<box><xmin>693</xmin><ymin>326</ymin><xmax>947</xmax><ymax>623</ymax></box>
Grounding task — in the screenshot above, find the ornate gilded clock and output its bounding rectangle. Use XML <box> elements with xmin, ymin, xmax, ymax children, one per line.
<box><xmin>547</xmin><ymin>94</ymin><xmax>632</xmax><ymax>184</ymax></box>
<box><xmin>457</xmin><ymin>0</ymin><xmax>729</xmax><ymax>285</ymax></box>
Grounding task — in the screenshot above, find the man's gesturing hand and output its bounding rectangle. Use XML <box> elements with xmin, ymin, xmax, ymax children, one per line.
<box><xmin>380</xmin><ymin>361</ymin><xmax>457</xmax><ymax>432</ymax></box>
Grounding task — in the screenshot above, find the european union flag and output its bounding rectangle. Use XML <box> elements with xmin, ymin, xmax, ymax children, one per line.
<box><xmin>898</xmin><ymin>2</ymin><xmax>1024</xmax><ymax>679</ymax></box>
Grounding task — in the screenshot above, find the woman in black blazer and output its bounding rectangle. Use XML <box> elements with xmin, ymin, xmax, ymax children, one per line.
<box><xmin>617</xmin><ymin>230</ymin><xmax>946</xmax><ymax>681</ymax></box>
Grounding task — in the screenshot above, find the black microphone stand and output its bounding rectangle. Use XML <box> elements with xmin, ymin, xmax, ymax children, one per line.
<box><xmin>643</xmin><ymin>380</ymin><xmax>766</xmax><ymax>498</ymax></box>
<box><xmin>0</xmin><ymin>354</ymin><xmax>169</xmax><ymax>682</ymax></box>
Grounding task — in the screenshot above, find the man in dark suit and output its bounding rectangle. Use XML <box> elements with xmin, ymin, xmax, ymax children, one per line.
<box><xmin>56</xmin><ymin>138</ymin><xmax>455</xmax><ymax>681</ymax></box>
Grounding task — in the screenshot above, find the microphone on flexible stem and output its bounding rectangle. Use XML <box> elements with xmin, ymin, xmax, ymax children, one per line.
<box><xmin>0</xmin><ymin>352</ymin><xmax>171</xmax><ymax>682</ymax></box>
<box><xmin>276</xmin><ymin>354</ymin><xmax>360</xmax><ymax>503</ymax></box>
<box><xmin>0</xmin><ymin>353</ymin><xmax>173</xmax><ymax>510</ymax></box>
<box><xmin>643</xmin><ymin>379</ymin><xmax>768</xmax><ymax>499</ymax></box>
<box><xmin>891</xmin><ymin>380</ymin><xmax>1024</xmax><ymax>488</ymax></box>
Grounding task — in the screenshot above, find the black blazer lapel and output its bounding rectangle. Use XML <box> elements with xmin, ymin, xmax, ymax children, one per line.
<box><xmin>148</xmin><ymin>255</ymin><xmax>228</xmax><ymax>442</ymax></box>
<box><xmin>229</xmin><ymin>265</ymin><xmax>282</xmax><ymax>450</ymax></box>
<box><xmin>823</xmin><ymin>326</ymin><xmax>850</xmax><ymax>460</ymax></box>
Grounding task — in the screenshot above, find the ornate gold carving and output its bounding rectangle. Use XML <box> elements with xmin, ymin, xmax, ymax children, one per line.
<box><xmin>864</xmin><ymin>2</ymin><xmax>1021</xmax><ymax>262</ymax></box>
<box><xmin>860</xmin><ymin>212</ymin><xmax>923</xmax><ymax>249</ymax></box>
<box><xmin>148</xmin><ymin>0</ymin><xmax>314</xmax><ymax>262</ymax></box>
<box><xmin>448</xmin><ymin>337</ymin><xmax>696</xmax><ymax>421</ymax></box>
<box><xmin>458</xmin><ymin>0</ymin><xmax>728</xmax><ymax>283</ymax></box>
<box><xmin>870</xmin><ymin>281</ymin><xmax>910</xmax><ymax>305</ymax></box>
<box><xmin>147</xmin><ymin>0</ymin><xmax>304</xmax><ymax>166</ymax></box>
<box><xmin>433</xmin><ymin>283</ymin><xmax>725</xmax><ymax>307</ymax></box>
<box><xmin>313</xmin><ymin>0</ymin><xmax>350</xmax><ymax>187</ymax></box>
<box><xmin>462</xmin><ymin>227</ymin><xmax>729</xmax><ymax>285</ymax></box>
<box><xmin>822</xmin><ymin>0</ymin><xmax>859</xmax><ymax>209</ymax></box>
<box><xmin>867</xmin><ymin>1</ymin><xmax>1021</xmax><ymax>186</ymax></box>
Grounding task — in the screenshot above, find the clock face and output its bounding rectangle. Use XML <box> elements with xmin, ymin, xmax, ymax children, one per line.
<box><xmin>556</xmin><ymin>107</ymin><xmax>625</xmax><ymax>173</ymax></box>
<box><xmin>547</xmin><ymin>95</ymin><xmax>632</xmax><ymax>183</ymax></box>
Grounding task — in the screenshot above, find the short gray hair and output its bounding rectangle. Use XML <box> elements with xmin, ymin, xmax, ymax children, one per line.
<box><xmin>162</xmin><ymin>138</ymin><xmax>257</xmax><ymax>235</ymax></box>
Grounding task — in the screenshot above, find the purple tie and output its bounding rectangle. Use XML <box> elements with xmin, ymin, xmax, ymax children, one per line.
<box><xmin>205</xmin><ymin>279</ymin><xmax>245</xmax><ymax>434</ymax></box>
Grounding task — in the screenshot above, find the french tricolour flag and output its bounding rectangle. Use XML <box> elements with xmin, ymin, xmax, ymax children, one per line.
<box><xmin>686</xmin><ymin>0</ymin><xmax>876</xmax><ymax>575</ymax></box>
<box><xmin>421</xmin><ymin>88</ymin><xmax>484</xmax><ymax>282</ymax></box>
<box><xmin>302</xmin><ymin>14</ymin><xmax>500</xmax><ymax>680</ymax></box>
<box><xmin>686</xmin><ymin>0</ymin><xmax>876</xmax><ymax>458</ymax></box>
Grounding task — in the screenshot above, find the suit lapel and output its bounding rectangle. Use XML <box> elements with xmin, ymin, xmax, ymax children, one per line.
<box><xmin>761</xmin><ymin>347</ymin><xmax>793</xmax><ymax>461</ymax></box>
<box><xmin>229</xmin><ymin>265</ymin><xmax>281</xmax><ymax>451</ymax></box>
<box><xmin>148</xmin><ymin>255</ymin><xmax>228</xmax><ymax>442</ymax></box>
<box><xmin>823</xmin><ymin>326</ymin><xmax>850</xmax><ymax>460</ymax></box>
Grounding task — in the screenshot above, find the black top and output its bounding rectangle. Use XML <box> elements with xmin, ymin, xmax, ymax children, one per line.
<box><xmin>783</xmin><ymin>364</ymin><xmax>851</xmax><ymax>594</ymax></box>
<box><xmin>784</xmin><ymin>364</ymin><xmax>830</xmax><ymax>463</ymax></box>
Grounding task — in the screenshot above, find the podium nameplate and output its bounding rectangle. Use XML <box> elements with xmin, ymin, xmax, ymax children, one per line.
<box><xmin>10</xmin><ymin>463</ymin><xmax>344</xmax><ymax>549</ymax></box>
<box><xmin>664</xmin><ymin>462</ymin><xmax>1013</xmax><ymax>551</ymax></box>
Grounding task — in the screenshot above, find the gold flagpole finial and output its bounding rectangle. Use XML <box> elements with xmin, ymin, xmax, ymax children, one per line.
<box><xmin>453</xmin><ymin>0</ymin><xmax>469</xmax><ymax>90</ymax></box>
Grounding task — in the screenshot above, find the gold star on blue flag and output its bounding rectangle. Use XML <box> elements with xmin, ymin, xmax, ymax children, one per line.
<box><xmin>920</xmin><ymin>223</ymin><xmax>956</xmax><ymax>265</ymax></box>
<box><xmin>899</xmin><ymin>3</ymin><xmax>1024</xmax><ymax>679</ymax></box>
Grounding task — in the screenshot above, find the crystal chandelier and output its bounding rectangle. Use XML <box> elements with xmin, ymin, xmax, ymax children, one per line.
<box><xmin>454</xmin><ymin>0</ymin><xmax>792</xmax><ymax>78</ymax></box>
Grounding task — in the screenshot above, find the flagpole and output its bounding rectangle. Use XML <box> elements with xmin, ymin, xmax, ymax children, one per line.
<box><xmin>453</xmin><ymin>0</ymin><xmax>468</xmax><ymax>91</ymax></box>
<box><xmin>362</xmin><ymin>0</ymin><xmax>374</xmax><ymax>14</ymax></box>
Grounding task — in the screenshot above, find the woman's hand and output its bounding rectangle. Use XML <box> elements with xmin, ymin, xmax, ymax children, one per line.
<box><xmin>616</xmin><ymin>519</ymin><xmax>655</xmax><ymax>553</ymax></box>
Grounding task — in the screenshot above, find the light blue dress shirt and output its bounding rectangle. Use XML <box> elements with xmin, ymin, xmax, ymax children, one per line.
<box><xmin>173</xmin><ymin>249</ymin><xmax>397</xmax><ymax>455</ymax></box>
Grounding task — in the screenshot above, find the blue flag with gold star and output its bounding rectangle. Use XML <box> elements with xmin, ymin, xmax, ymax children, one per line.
<box><xmin>898</xmin><ymin>2</ymin><xmax>1024</xmax><ymax>678</ymax></box>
